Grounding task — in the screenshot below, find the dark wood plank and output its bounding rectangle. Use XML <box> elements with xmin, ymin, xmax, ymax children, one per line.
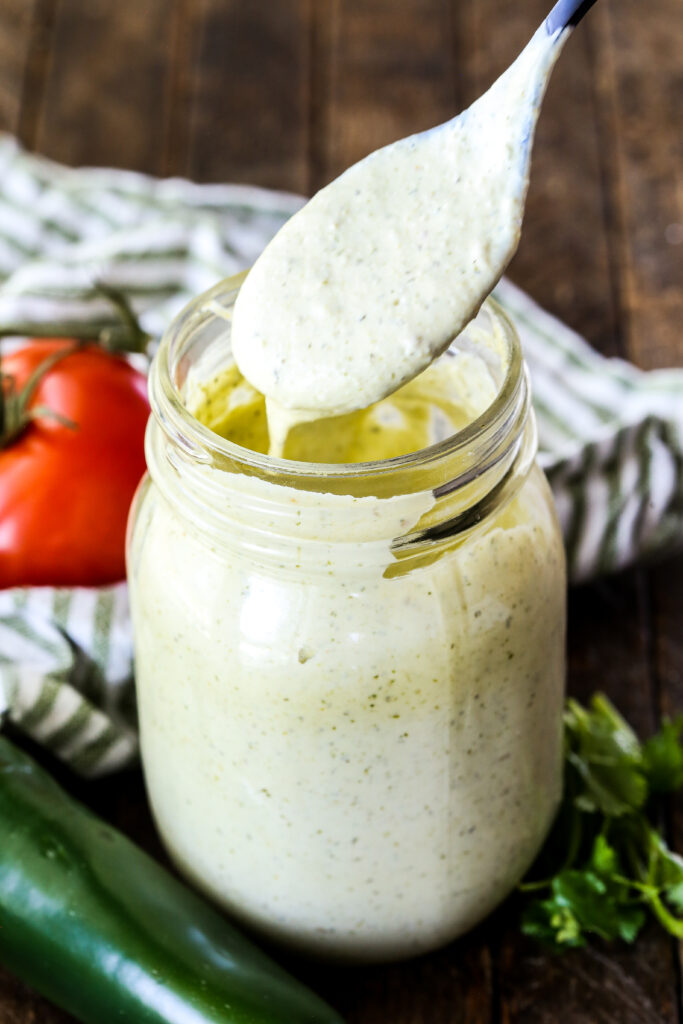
<box><xmin>32</xmin><ymin>0</ymin><xmax>178</xmax><ymax>174</ymax></box>
<box><xmin>592</xmin><ymin>0</ymin><xmax>682</xmax><ymax>370</ymax></box>
<box><xmin>653</xmin><ymin>558</ymin><xmax>683</xmax><ymax>764</ymax></box>
<box><xmin>495</xmin><ymin>574</ymin><xmax>680</xmax><ymax>1024</ymax></box>
<box><xmin>187</xmin><ymin>0</ymin><xmax>309</xmax><ymax>192</ymax></box>
<box><xmin>590</xmin><ymin>1</ymin><xmax>683</xmax><ymax>1010</ymax></box>
<box><xmin>0</xmin><ymin>10</ymin><xmax>80</xmax><ymax>1013</ymax></box>
<box><xmin>160</xmin><ymin>0</ymin><xmax>203</xmax><ymax>178</ymax></box>
<box><xmin>498</xmin><ymin>923</ymin><xmax>680</xmax><ymax>1024</ymax></box>
<box><xmin>306</xmin><ymin>0</ymin><xmax>335</xmax><ymax>196</ymax></box>
<box><xmin>0</xmin><ymin>967</ymin><xmax>75</xmax><ymax>1024</ymax></box>
<box><xmin>651</xmin><ymin>556</ymin><xmax>683</xmax><ymax>1014</ymax></box>
<box><xmin>309</xmin><ymin>940</ymin><xmax>494</xmax><ymax>1024</ymax></box>
<box><xmin>458</xmin><ymin>0</ymin><xmax>621</xmax><ymax>354</ymax></box>
<box><xmin>0</xmin><ymin>1</ymin><xmax>681</xmax><ymax>1022</ymax></box>
<box><xmin>14</xmin><ymin>0</ymin><xmax>58</xmax><ymax>151</ymax></box>
<box><xmin>320</xmin><ymin>0</ymin><xmax>458</xmax><ymax>187</ymax></box>
<box><xmin>0</xmin><ymin>0</ymin><xmax>38</xmax><ymax>137</ymax></box>
<box><xmin>456</xmin><ymin>0</ymin><xmax>680</xmax><ymax>1011</ymax></box>
<box><xmin>652</xmin><ymin>555</ymin><xmax>683</xmax><ymax>893</ymax></box>
<box><xmin>466</xmin><ymin>0</ymin><xmax>682</xmax><ymax>1007</ymax></box>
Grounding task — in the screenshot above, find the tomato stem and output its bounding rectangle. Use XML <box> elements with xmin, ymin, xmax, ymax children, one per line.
<box><xmin>0</xmin><ymin>343</ymin><xmax>81</xmax><ymax>449</ymax></box>
<box><xmin>93</xmin><ymin>283</ymin><xmax>150</xmax><ymax>354</ymax></box>
<box><xmin>0</xmin><ymin>284</ymin><xmax>151</xmax><ymax>355</ymax></box>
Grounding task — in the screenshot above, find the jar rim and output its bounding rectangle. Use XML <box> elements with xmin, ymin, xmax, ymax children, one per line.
<box><xmin>150</xmin><ymin>272</ymin><xmax>528</xmax><ymax>498</ymax></box>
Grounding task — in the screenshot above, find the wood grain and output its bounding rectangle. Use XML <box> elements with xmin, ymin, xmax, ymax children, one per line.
<box><xmin>653</xmin><ymin>557</ymin><xmax>683</xmax><ymax>757</ymax></box>
<box><xmin>0</xmin><ymin>0</ymin><xmax>40</xmax><ymax>138</ymax></box>
<box><xmin>0</xmin><ymin>968</ymin><xmax>74</xmax><ymax>1024</ymax></box>
<box><xmin>0</xmin><ymin>0</ymin><xmax>682</xmax><ymax>1021</ymax></box>
<box><xmin>460</xmin><ymin>0</ymin><xmax>621</xmax><ymax>354</ymax></box>
<box><xmin>498</xmin><ymin>925</ymin><xmax>680</xmax><ymax>1024</ymax></box>
<box><xmin>187</xmin><ymin>0</ymin><xmax>310</xmax><ymax>192</ymax></box>
<box><xmin>496</xmin><ymin>574</ymin><xmax>681</xmax><ymax>1024</ymax></box>
<box><xmin>32</xmin><ymin>0</ymin><xmax>177</xmax><ymax>174</ymax></box>
<box><xmin>160</xmin><ymin>0</ymin><xmax>203</xmax><ymax>177</ymax></box>
<box><xmin>652</xmin><ymin>556</ymin><xmax>683</xmax><ymax>1007</ymax></box>
<box><xmin>591</xmin><ymin>2</ymin><xmax>683</xmax><ymax>1012</ymax></box>
<box><xmin>592</xmin><ymin>0</ymin><xmax>683</xmax><ymax>370</ymax></box>
<box><xmin>307</xmin><ymin>936</ymin><xmax>494</xmax><ymax>1024</ymax></box>
<box><xmin>321</xmin><ymin>0</ymin><xmax>458</xmax><ymax>186</ymax></box>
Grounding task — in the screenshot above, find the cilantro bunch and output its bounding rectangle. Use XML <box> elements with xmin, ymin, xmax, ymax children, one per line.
<box><xmin>520</xmin><ymin>694</ymin><xmax>683</xmax><ymax>950</ymax></box>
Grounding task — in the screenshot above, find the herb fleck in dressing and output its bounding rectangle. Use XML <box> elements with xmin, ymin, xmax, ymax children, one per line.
<box><xmin>131</xmin><ymin>307</ymin><xmax>566</xmax><ymax>960</ymax></box>
<box><xmin>230</xmin><ymin>26</ymin><xmax>567</xmax><ymax>450</ymax></box>
<box><xmin>131</xmin><ymin>19</ymin><xmax>568</xmax><ymax>962</ymax></box>
<box><xmin>185</xmin><ymin>346</ymin><xmax>498</xmax><ymax>464</ymax></box>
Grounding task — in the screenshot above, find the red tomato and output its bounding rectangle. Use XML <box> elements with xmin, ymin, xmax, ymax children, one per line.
<box><xmin>0</xmin><ymin>340</ymin><xmax>149</xmax><ymax>588</ymax></box>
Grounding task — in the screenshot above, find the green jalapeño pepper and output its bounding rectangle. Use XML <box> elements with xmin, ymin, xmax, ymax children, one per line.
<box><xmin>0</xmin><ymin>736</ymin><xmax>344</xmax><ymax>1024</ymax></box>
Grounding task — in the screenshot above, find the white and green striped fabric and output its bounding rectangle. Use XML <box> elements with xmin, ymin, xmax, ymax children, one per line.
<box><xmin>0</xmin><ymin>133</ymin><xmax>681</xmax><ymax>775</ymax></box>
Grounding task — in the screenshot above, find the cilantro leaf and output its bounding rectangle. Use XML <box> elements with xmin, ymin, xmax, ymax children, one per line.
<box><xmin>521</xmin><ymin>897</ymin><xmax>586</xmax><ymax>949</ymax></box>
<box><xmin>642</xmin><ymin>716</ymin><xmax>683</xmax><ymax>793</ymax></box>
<box><xmin>522</xmin><ymin>834</ymin><xmax>646</xmax><ymax>949</ymax></box>
<box><xmin>639</xmin><ymin>825</ymin><xmax>683</xmax><ymax>934</ymax></box>
<box><xmin>552</xmin><ymin>868</ymin><xmax>645</xmax><ymax>944</ymax></box>
<box><xmin>589</xmin><ymin>832</ymin><xmax>619</xmax><ymax>876</ymax></box>
<box><xmin>565</xmin><ymin>695</ymin><xmax>648</xmax><ymax>816</ymax></box>
<box><xmin>520</xmin><ymin>694</ymin><xmax>683</xmax><ymax>952</ymax></box>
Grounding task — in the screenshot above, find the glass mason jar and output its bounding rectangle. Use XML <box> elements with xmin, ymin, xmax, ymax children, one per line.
<box><xmin>127</xmin><ymin>273</ymin><xmax>566</xmax><ymax>963</ymax></box>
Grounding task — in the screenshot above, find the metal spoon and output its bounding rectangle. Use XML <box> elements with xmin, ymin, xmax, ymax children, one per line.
<box><xmin>546</xmin><ymin>0</ymin><xmax>599</xmax><ymax>33</ymax></box>
<box><xmin>232</xmin><ymin>0</ymin><xmax>602</xmax><ymax>425</ymax></box>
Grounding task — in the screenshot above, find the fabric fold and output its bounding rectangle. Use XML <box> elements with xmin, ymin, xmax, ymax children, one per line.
<box><xmin>0</xmin><ymin>134</ymin><xmax>681</xmax><ymax>774</ymax></box>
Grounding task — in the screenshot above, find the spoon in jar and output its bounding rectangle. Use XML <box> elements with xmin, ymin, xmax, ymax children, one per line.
<box><xmin>231</xmin><ymin>0</ymin><xmax>601</xmax><ymax>452</ymax></box>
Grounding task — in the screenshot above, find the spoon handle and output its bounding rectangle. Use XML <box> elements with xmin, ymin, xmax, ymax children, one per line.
<box><xmin>545</xmin><ymin>0</ymin><xmax>598</xmax><ymax>33</ymax></box>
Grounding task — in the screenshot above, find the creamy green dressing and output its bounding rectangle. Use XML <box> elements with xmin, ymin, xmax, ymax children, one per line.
<box><xmin>132</xmin><ymin>436</ymin><xmax>565</xmax><ymax>961</ymax></box>
<box><xmin>230</xmin><ymin>25</ymin><xmax>567</xmax><ymax>446</ymax></box>
<box><xmin>131</xmin><ymin>17</ymin><xmax>569</xmax><ymax>962</ymax></box>
<box><xmin>187</xmin><ymin>347</ymin><xmax>497</xmax><ymax>464</ymax></box>
<box><xmin>132</xmin><ymin>312</ymin><xmax>566</xmax><ymax>960</ymax></box>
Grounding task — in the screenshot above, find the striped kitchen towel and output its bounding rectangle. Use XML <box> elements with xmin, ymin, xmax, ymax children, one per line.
<box><xmin>0</xmin><ymin>134</ymin><xmax>681</xmax><ymax>775</ymax></box>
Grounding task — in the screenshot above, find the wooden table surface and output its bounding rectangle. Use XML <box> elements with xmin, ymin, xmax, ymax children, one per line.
<box><xmin>0</xmin><ymin>0</ymin><xmax>682</xmax><ymax>1021</ymax></box>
